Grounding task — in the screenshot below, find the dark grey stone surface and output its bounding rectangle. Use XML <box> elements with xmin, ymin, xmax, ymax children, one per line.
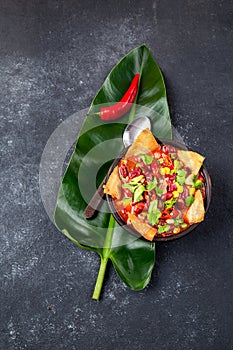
<box><xmin>1</xmin><ymin>1</ymin><xmax>233</xmax><ymax>349</ymax></box>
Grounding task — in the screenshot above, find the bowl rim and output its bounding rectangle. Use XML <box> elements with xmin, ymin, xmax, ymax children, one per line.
<box><xmin>105</xmin><ymin>138</ymin><xmax>212</xmax><ymax>242</ymax></box>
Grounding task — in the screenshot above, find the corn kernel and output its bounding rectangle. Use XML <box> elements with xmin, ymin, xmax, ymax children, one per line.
<box><xmin>160</xmin><ymin>168</ymin><xmax>166</xmax><ymax>175</ymax></box>
<box><xmin>177</xmin><ymin>185</ymin><xmax>183</xmax><ymax>193</ymax></box>
<box><xmin>189</xmin><ymin>187</ymin><xmax>195</xmax><ymax>195</ymax></box>
<box><xmin>164</xmin><ymin>167</ymin><xmax>170</xmax><ymax>174</ymax></box>
<box><xmin>173</xmin><ymin>190</ymin><xmax>179</xmax><ymax>198</ymax></box>
<box><xmin>173</xmin><ymin>227</ymin><xmax>180</xmax><ymax>234</ymax></box>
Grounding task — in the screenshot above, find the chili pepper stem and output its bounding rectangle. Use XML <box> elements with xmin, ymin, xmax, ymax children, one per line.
<box><xmin>87</xmin><ymin>112</ymin><xmax>101</xmax><ymax>116</ymax></box>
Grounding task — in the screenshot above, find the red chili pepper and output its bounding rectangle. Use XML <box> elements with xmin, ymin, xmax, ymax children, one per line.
<box><xmin>160</xmin><ymin>208</ymin><xmax>172</xmax><ymax>220</ymax></box>
<box><xmin>89</xmin><ymin>74</ymin><xmax>140</xmax><ymax>121</ymax></box>
<box><xmin>162</xmin><ymin>153</ymin><xmax>173</xmax><ymax>168</ymax></box>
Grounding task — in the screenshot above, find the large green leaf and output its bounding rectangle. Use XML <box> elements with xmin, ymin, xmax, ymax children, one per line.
<box><xmin>54</xmin><ymin>44</ymin><xmax>172</xmax><ymax>299</ymax></box>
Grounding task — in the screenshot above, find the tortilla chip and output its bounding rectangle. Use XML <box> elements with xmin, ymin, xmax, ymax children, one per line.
<box><xmin>125</xmin><ymin>128</ymin><xmax>160</xmax><ymax>158</ymax></box>
<box><xmin>185</xmin><ymin>189</ymin><xmax>205</xmax><ymax>225</ymax></box>
<box><xmin>104</xmin><ymin>129</ymin><xmax>159</xmax><ymax>199</ymax></box>
<box><xmin>103</xmin><ymin>166</ymin><xmax>121</xmax><ymax>199</ymax></box>
<box><xmin>128</xmin><ymin>212</ymin><xmax>157</xmax><ymax>241</ymax></box>
<box><xmin>178</xmin><ymin>150</ymin><xmax>205</xmax><ymax>175</ymax></box>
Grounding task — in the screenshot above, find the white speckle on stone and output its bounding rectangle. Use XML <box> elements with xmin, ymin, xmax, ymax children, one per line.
<box><xmin>11</xmin><ymin>256</ymin><xmax>39</xmax><ymax>283</ymax></box>
<box><xmin>8</xmin><ymin>318</ymin><xmax>17</xmax><ymax>341</ymax></box>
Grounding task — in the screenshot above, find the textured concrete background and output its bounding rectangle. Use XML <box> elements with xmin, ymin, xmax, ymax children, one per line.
<box><xmin>1</xmin><ymin>1</ymin><xmax>233</xmax><ymax>349</ymax></box>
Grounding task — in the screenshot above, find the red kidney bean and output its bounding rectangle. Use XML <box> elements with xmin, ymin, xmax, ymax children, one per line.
<box><xmin>198</xmin><ymin>174</ymin><xmax>205</xmax><ymax>182</ymax></box>
<box><xmin>149</xmin><ymin>189</ymin><xmax>157</xmax><ymax>201</ymax></box>
<box><xmin>183</xmin><ymin>165</ymin><xmax>191</xmax><ymax>175</ymax></box>
<box><xmin>161</xmin><ymin>192</ymin><xmax>173</xmax><ymax>201</ymax></box>
<box><xmin>158</xmin><ymin>201</ymin><xmax>164</xmax><ymax>209</ymax></box>
<box><xmin>151</xmin><ymin>161</ymin><xmax>158</xmax><ymax>176</ymax></box>
<box><xmin>161</xmin><ymin>194</ymin><xmax>167</xmax><ymax>201</ymax></box>
<box><xmin>171</xmin><ymin>207</ymin><xmax>179</xmax><ymax>218</ymax></box>
<box><xmin>176</xmin><ymin>198</ymin><xmax>185</xmax><ymax>209</ymax></box>
<box><xmin>165</xmin><ymin>174</ymin><xmax>176</xmax><ymax>181</ymax></box>
<box><xmin>154</xmin><ymin>151</ymin><xmax>162</xmax><ymax>159</ymax></box>
<box><xmin>168</xmin><ymin>146</ymin><xmax>176</xmax><ymax>153</ymax></box>
<box><xmin>166</xmin><ymin>192</ymin><xmax>173</xmax><ymax>200</ymax></box>
<box><xmin>145</xmin><ymin>174</ymin><xmax>153</xmax><ymax>181</ymax></box>
<box><xmin>133</xmin><ymin>202</ymin><xmax>145</xmax><ymax>215</ymax></box>
<box><xmin>123</xmin><ymin>188</ymin><xmax>132</xmax><ymax>197</ymax></box>
<box><xmin>128</xmin><ymin>167</ymin><xmax>141</xmax><ymax>179</ymax></box>
<box><xmin>167</xmin><ymin>180</ymin><xmax>173</xmax><ymax>192</ymax></box>
<box><xmin>181</xmin><ymin>187</ymin><xmax>189</xmax><ymax>199</ymax></box>
<box><xmin>162</xmin><ymin>145</ymin><xmax>169</xmax><ymax>154</ymax></box>
<box><xmin>144</xmin><ymin>194</ymin><xmax>150</xmax><ymax>206</ymax></box>
<box><xmin>119</xmin><ymin>164</ymin><xmax>128</xmax><ymax>178</ymax></box>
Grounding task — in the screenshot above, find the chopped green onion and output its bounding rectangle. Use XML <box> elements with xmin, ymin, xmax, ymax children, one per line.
<box><xmin>129</xmin><ymin>175</ymin><xmax>144</xmax><ymax>185</ymax></box>
<box><xmin>165</xmin><ymin>197</ymin><xmax>177</xmax><ymax>209</ymax></box>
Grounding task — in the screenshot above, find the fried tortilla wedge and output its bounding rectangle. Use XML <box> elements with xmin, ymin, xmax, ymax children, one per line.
<box><xmin>185</xmin><ymin>189</ymin><xmax>205</xmax><ymax>225</ymax></box>
<box><xmin>128</xmin><ymin>213</ymin><xmax>157</xmax><ymax>241</ymax></box>
<box><xmin>103</xmin><ymin>166</ymin><xmax>121</xmax><ymax>199</ymax></box>
<box><xmin>125</xmin><ymin>128</ymin><xmax>160</xmax><ymax>158</ymax></box>
<box><xmin>177</xmin><ymin>150</ymin><xmax>205</xmax><ymax>175</ymax></box>
<box><xmin>104</xmin><ymin>129</ymin><xmax>160</xmax><ymax>199</ymax></box>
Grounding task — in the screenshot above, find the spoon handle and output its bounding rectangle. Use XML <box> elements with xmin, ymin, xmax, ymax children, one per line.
<box><xmin>84</xmin><ymin>177</ymin><xmax>106</xmax><ymax>219</ymax></box>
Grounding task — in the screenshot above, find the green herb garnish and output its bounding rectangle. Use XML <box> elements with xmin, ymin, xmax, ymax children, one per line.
<box><xmin>194</xmin><ymin>179</ymin><xmax>203</xmax><ymax>189</ymax></box>
<box><xmin>140</xmin><ymin>154</ymin><xmax>153</xmax><ymax>165</ymax></box>
<box><xmin>147</xmin><ymin>179</ymin><xmax>158</xmax><ymax>191</ymax></box>
<box><xmin>185</xmin><ymin>195</ymin><xmax>195</xmax><ymax>206</ymax></box>
<box><xmin>176</xmin><ymin>168</ymin><xmax>187</xmax><ymax>185</ymax></box>
<box><xmin>174</xmin><ymin>217</ymin><xmax>184</xmax><ymax>226</ymax></box>
<box><xmin>133</xmin><ymin>184</ymin><xmax>146</xmax><ymax>202</ymax></box>
<box><xmin>155</xmin><ymin>187</ymin><xmax>163</xmax><ymax>197</ymax></box>
<box><xmin>158</xmin><ymin>225</ymin><xmax>170</xmax><ymax>234</ymax></box>
<box><xmin>147</xmin><ymin>200</ymin><xmax>161</xmax><ymax>226</ymax></box>
<box><xmin>122</xmin><ymin>183</ymin><xmax>136</xmax><ymax>193</ymax></box>
<box><xmin>121</xmin><ymin>198</ymin><xmax>132</xmax><ymax>205</ymax></box>
<box><xmin>174</xmin><ymin>159</ymin><xmax>181</xmax><ymax>171</ymax></box>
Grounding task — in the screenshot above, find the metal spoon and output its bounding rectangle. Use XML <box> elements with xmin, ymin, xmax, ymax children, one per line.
<box><xmin>84</xmin><ymin>116</ymin><xmax>151</xmax><ymax>219</ymax></box>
